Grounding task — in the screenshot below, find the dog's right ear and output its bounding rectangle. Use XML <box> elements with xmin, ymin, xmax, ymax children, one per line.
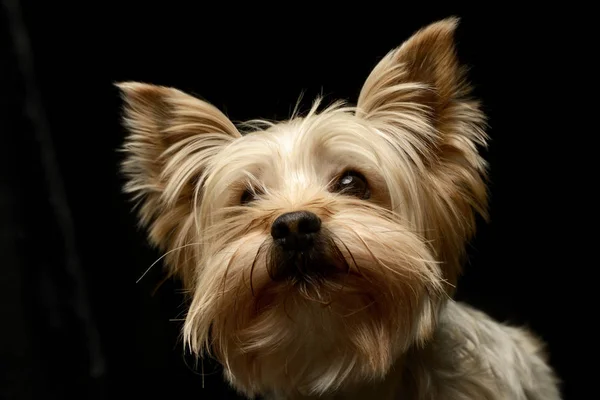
<box><xmin>116</xmin><ymin>82</ymin><xmax>241</xmax><ymax>282</ymax></box>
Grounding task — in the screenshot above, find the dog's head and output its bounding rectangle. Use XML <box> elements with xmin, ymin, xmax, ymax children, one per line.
<box><xmin>118</xmin><ymin>17</ymin><xmax>488</xmax><ymax>398</ymax></box>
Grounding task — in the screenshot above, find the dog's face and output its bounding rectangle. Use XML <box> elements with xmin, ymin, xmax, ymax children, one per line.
<box><xmin>118</xmin><ymin>18</ymin><xmax>488</xmax><ymax>398</ymax></box>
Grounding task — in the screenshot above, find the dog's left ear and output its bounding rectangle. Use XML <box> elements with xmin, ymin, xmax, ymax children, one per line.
<box><xmin>357</xmin><ymin>17</ymin><xmax>489</xmax><ymax>289</ymax></box>
<box><xmin>116</xmin><ymin>82</ymin><xmax>241</xmax><ymax>285</ymax></box>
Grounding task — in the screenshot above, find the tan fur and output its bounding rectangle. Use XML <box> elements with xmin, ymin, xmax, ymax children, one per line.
<box><xmin>117</xmin><ymin>17</ymin><xmax>561</xmax><ymax>399</ymax></box>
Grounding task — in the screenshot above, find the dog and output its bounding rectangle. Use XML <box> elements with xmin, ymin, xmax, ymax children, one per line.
<box><xmin>116</xmin><ymin>17</ymin><xmax>561</xmax><ymax>400</ymax></box>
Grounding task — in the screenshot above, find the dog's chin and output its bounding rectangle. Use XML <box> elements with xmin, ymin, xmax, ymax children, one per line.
<box><xmin>205</xmin><ymin>267</ymin><xmax>440</xmax><ymax>397</ymax></box>
<box><xmin>221</xmin><ymin>280</ymin><xmax>394</xmax><ymax>397</ymax></box>
<box><xmin>218</xmin><ymin>277</ymin><xmax>440</xmax><ymax>398</ymax></box>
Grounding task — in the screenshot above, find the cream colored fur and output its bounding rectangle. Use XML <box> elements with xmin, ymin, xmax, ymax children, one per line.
<box><xmin>117</xmin><ymin>17</ymin><xmax>561</xmax><ymax>400</ymax></box>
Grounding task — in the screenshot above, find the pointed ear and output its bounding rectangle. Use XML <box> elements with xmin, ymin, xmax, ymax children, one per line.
<box><xmin>357</xmin><ymin>17</ymin><xmax>473</xmax><ymax>128</ymax></box>
<box><xmin>117</xmin><ymin>82</ymin><xmax>241</xmax><ymax>282</ymax></box>
<box><xmin>357</xmin><ymin>18</ymin><xmax>489</xmax><ymax>290</ymax></box>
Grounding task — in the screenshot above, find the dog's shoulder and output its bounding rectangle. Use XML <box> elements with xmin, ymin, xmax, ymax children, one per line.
<box><xmin>414</xmin><ymin>301</ymin><xmax>562</xmax><ymax>400</ymax></box>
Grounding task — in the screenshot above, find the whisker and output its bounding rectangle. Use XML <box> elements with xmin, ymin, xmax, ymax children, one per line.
<box><xmin>321</xmin><ymin>232</ymin><xmax>355</xmax><ymax>296</ymax></box>
<box><xmin>137</xmin><ymin>242</ymin><xmax>201</xmax><ymax>283</ymax></box>
<box><xmin>329</xmin><ymin>231</ymin><xmax>362</xmax><ymax>278</ymax></box>
<box><xmin>282</xmin><ymin>287</ymin><xmax>296</xmax><ymax>323</ymax></box>
<box><xmin>252</xmin><ymin>239</ymin><xmax>273</xmax><ymax>296</ymax></box>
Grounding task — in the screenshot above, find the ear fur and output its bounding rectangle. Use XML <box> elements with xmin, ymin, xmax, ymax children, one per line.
<box><xmin>117</xmin><ymin>82</ymin><xmax>241</xmax><ymax>285</ymax></box>
<box><xmin>357</xmin><ymin>17</ymin><xmax>489</xmax><ymax>289</ymax></box>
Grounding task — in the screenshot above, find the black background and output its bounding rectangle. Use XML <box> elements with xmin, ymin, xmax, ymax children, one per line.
<box><xmin>1</xmin><ymin>3</ymin><xmax>582</xmax><ymax>400</ymax></box>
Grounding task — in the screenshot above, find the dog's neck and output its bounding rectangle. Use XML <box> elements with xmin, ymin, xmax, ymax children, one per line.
<box><xmin>263</xmin><ymin>300</ymin><xmax>505</xmax><ymax>400</ymax></box>
<box><xmin>264</xmin><ymin>364</ymin><xmax>405</xmax><ymax>400</ymax></box>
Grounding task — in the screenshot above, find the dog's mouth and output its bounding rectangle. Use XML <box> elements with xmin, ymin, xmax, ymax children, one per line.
<box><xmin>264</xmin><ymin>233</ymin><xmax>351</xmax><ymax>284</ymax></box>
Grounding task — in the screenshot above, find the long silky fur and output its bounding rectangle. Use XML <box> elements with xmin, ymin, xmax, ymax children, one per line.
<box><xmin>117</xmin><ymin>17</ymin><xmax>561</xmax><ymax>400</ymax></box>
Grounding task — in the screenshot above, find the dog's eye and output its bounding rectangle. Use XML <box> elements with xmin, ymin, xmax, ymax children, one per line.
<box><xmin>333</xmin><ymin>170</ymin><xmax>370</xmax><ymax>199</ymax></box>
<box><xmin>241</xmin><ymin>189</ymin><xmax>258</xmax><ymax>205</ymax></box>
<box><xmin>241</xmin><ymin>190</ymin><xmax>254</xmax><ymax>205</ymax></box>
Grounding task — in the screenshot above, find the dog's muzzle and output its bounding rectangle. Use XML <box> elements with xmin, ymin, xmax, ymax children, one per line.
<box><xmin>269</xmin><ymin>211</ymin><xmax>340</xmax><ymax>281</ymax></box>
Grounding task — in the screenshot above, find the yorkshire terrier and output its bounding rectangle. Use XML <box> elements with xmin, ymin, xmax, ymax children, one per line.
<box><xmin>117</xmin><ymin>17</ymin><xmax>561</xmax><ymax>400</ymax></box>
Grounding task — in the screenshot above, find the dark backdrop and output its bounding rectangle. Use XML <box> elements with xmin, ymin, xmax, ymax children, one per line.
<box><xmin>1</xmin><ymin>3</ymin><xmax>580</xmax><ymax>400</ymax></box>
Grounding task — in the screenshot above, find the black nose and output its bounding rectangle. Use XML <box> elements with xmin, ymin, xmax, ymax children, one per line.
<box><xmin>271</xmin><ymin>211</ymin><xmax>321</xmax><ymax>252</ymax></box>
